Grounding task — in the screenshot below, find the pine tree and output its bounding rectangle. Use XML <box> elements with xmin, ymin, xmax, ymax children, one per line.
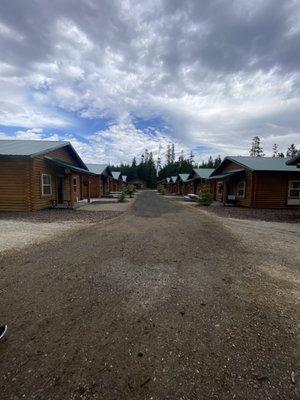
<box><xmin>272</xmin><ymin>144</ymin><xmax>278</xmax><ymax>157</ymax></box>
<box><xmin>214</xmin><ymin>155</ymin><xmax>222</xmax><ymax>167</ymax></box>
<box><xmin>189</xmin><ymin>151</ymin><xmax>195</xmax><ymax>164</ymax></box>
<box><xmin>178</xmin><ymin>150</ymin><xmax>184</xmax><ymax>165</ymax></box>
<box><xmin>171</xmin><ymin>143</ymin><xmax>175</xmax><ymax>163</ymax></box>
<box><xmin>286</xmin><ymin>144</ymin><xmax>299</xmax><ymax>157</ymax></box>
<box><xmin>207</xmin><ymin>156</ymin><xmax>214</xmax><ymax>168</ymax></box>
<box><xmin>165</xmin><ymin>144</ymin><xmax>171</xmax><ymax>165</ymax></box>
<box><xmin>156</xmin><ymin>156</ymin><xmax>161</xmax><ymax>174</ymax></box>
<box><xmin>250</xmin><ymin>136</ymin><xmax>265</xmax><ymax>157</ymax></box>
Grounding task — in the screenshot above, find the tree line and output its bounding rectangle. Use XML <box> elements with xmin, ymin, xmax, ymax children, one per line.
<box><xmin>110</xmin><ymin>144</ymin><xmax>222</xmax><ymax>186</ymax></box>
<box><xmin>110</xmin><ymin>149</ymin><xmax>157</xmax><ymax>188</ymax></box>
<box><xmin>250</xmin><ymin>136</ymin><xmax>300</xmax><ymax>158</ymax></box>
<box><xmin>110</xmin><ymin>137</ymin><xmax>299</xmax><ymax>187</ymax></box>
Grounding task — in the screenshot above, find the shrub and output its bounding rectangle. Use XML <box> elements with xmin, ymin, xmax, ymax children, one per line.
<box><xmin>198</xmin><ymin>183</ymin><xmax>214</xmax><ymax>206</ymax></box>
<box><xmin>118</xmin><ymin>191</ymin><xmax>126</xmax><ymax>202</ymax></box>
<box><xmin>157</xmin><ymin>184</ymin><xmax>165</xmax><ymax>195</ymax></box>
<box><xmin>125</xmin><ymin>184</ymin><xmax>135</xmax><ymax>198</ymax></box>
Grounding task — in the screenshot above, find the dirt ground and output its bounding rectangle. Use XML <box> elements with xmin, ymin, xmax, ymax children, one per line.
<box><xmin>0</xmin><ymin>197</ymin><xmax>131</xmax><ymax>253</ymax></box>
<box><xmin>0</xmin><ymin>191</ymin><xmax>299</xmax><ymax>399</ymax></box>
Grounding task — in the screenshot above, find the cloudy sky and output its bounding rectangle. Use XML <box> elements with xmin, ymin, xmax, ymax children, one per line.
<box><xmin>0</xmin><ymin>0</ymin><xmax>299</xmax><ymax>164</ymax></box>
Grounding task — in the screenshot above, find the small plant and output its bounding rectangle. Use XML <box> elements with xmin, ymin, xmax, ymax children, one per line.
<box><xmin>157</xmin><ymin>184</ymin><xmax>165</xmax><ymax>195</ymax></box>
<box><xmin>125</xmin><ymin>184</ymin><xmax>135</xmax><ymax>198</ymax></box>
<box><xmin>198</xmin><ymin>183</ymin><xmax>214</xmax><ymax>206</ymax></box>
<box><xmin>118</xmin><ymin>191</ymin><xmax>126</xmax><ymax>202</ymax></box>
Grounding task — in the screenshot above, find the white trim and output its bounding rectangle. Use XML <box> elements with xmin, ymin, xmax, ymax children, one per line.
<box><xmin>41</xmin><ymin>173</ymin><xmax>52</xmax><ymax>196</ymax></box>
<box><xmin>237</xmin><ymin>181</ymin><xmax>246</xmax><ymax>198</ymax></box>
<box><xmin>288</xmin><ymin>180</ymin><xmax>300</xmax><ymax>199</ymax></box>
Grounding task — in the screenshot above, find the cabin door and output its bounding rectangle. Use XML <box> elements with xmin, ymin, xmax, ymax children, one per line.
<box><xmin>57</xmin><ymin>176</ymin><xmax>64</xmax><ymax>204</ymax></box>
<box><xmin>72</xmin><ymin>175</ymin><xmax>80</xmax><ymax>202</ymax></box>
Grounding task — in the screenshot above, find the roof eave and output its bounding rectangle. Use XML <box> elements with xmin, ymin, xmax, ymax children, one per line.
<box><xmin>29</xmin><ymin>142</ymin><xmax>70</xmax><ymax>158</ymax></box>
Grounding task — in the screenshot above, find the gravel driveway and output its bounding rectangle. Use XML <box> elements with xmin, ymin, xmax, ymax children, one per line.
<box><xmin>0</xmin><ymin>191</ymin><xmax>298</xmax><ymax>399</ymax></box>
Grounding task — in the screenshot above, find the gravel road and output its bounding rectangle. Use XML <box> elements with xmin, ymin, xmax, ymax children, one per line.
<box><xmin>0</xmin><ymin>191</ymin><xmax>298</xmax><ymax>399</ymax></box>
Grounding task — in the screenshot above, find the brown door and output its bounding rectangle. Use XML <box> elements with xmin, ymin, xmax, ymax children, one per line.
<box><xmin>57</xmin><ymin>176</ymin><xmax>64</xmax><ymax>203</ymax></box>
<box><xmin>72</xmin><ymin>175</ymin><xmax>80</xmax><ymax>202</ymax></box>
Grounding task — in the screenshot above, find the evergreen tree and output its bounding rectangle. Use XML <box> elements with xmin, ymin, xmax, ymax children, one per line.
<box><xmin>189</xmin><ymin>151</ymin><xmax>195</xmax><ymax>164</ymax></box>
<box><xmin>165</xmin><ymin>144</ymin><xmax>171</xmax><ymax>165</ymax></box>
<box><xmin>178</xmin><ymin>150</ymin><xmax>184</xmax><ymax>165</ymax></box>
<box><xmin>286</xmin><ymin>144</ymin><xmax>299</xmax><ymax>157</ymax></box>
<box><xmin>207</xmin><ymin>156</ymin><xmax>214</xmax><ymax>168</ymax></box>
<box><xmin>214</xmin><ymin>155</ymin><xmax>222</xmax><ymax>167</ymax></box>
<box><xmin>171</xmin><ymin>143</ymin><xmax>175</xmax><ymax>163</ymax></box>
<box><xmin>272</xmin><ymin>143</ymin><xmax>278</xmax><ymax>157</ymax></box>
<box><xmin>250</xmin><ymin>136</ymin><xmax>265</xmax><ymax>157</ymax></box>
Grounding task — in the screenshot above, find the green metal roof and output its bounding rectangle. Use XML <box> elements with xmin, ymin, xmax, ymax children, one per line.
<box><xmin>193</xmin><ymin>168</ymin><xmax>215</xmax><ymax>179</ymax></box>
<box><xmin>226</xmin><ymin>156</ymin><xmax>300</xmax><ymax>172</ymax></box>
<box><xmin>178</xmin><ymin>173</ymin><xmax>190</xmax><ymax>182</ymax></box>
<box><xmin>208</xmin><ymin>169</ymin><xmax>245</xmax><ymax>180</ymax></box>
<box><xmin>0</xmin><ymin>139</ymin><xmax>88</xmax><ymax>169</ymax></box>
<box><xmin>45</xmin><ymin>157</ymin><xmax>95</xmax><ymax>175</ymax></box>
<box><xmin>86</xmin><ymin>163</ymin><xmax>109</xmax><ymax>175</ymax></box>
<box><xmin>111</xmin><ymin>171</ymin><xmax>121</xmax><ymax>180</ymax></box>
<box><xmin>0</xmin><ymin>139</ymin><xmax>69</xmax><ymax>156</ymax></box>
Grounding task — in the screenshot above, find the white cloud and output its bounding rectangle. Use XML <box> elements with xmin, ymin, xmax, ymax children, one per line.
<box><xmin>0</xmin><ymin>0</ymin><xmax>299</xmax><ymax>162</ymax></box>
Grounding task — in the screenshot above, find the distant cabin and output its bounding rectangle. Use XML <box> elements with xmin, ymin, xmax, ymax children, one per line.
<box><xmin>209</xmin><ymin>156</ymin><xmax>300</xmax><ymax>208</ymax></box>
<box><xmin>187</xmin><ymin>168</ymin><xmax>215</xmax><ymax>194</ymax></box>
<box><xmin>0</xmin><ymin>140</ymin><xmax>95</xmax><ymax>211</ymax></box>
<box><xmin>86</xmin><ymin>164</ymin><xmax>112</xmax><ymax>197</ymax></box>
<box><xmin>129</xmin><ymin>179</ymin><xmax>147</xmax><ymax>189</ymax></box>
<box><xmin>110</xmin><ymin>171</ymin><xmax>122</xmax><ymax>192</ymax></box>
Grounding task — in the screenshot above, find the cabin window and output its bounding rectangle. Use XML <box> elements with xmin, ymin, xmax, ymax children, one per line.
<box><xmin>41</xmin><ymin>174</ymin><xmax>52</xmax><ymax>196</ymax></box>
<box><xmin>73</xmin><ymin>177</ymin><xmax>77</xmax><ymax>193</ymax></box>
<box><xmin>237</xmin><ymin>181</ymin><xmax>246</xmax><ymax>198</ymax></box>
<box><xmin>288</xmin><ymin>181</ymin><xmax>300</xmax><ymax>198</ymax></box>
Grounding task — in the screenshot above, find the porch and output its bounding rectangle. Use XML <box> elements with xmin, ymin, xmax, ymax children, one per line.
<box><xmin>45</xmin><ymin>157</ymin><xmax>96</xmax><ymax>209</ymax></box>
<box><xmin>209</xmin><ymin>169</ymin><xmax>246</xmax><ymax>206</ymax></box>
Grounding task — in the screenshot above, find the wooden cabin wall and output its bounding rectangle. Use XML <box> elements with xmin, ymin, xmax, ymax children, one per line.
<box><xmin>30</xmin><ymin>146</ymin><xmax>83</xmax><ymax>211</ymax></box>
<box><xmin>89</xmin><ymin>176</ymin><xmax>100</xmax><ymax>198</ymax></box>
<box><xmin>253</xmin><ymin>172</ymin><xmax>300</xmax><ymax>208</ymax></box>
<box><xmin>0</xmin><ymin>157</ymin><xmax>31</xmax><ymax>211</ymax></box>
<box><xmin>101</xmin><ymin>176</ymin><xmax>109</xmax><ymax>196</ymax></box>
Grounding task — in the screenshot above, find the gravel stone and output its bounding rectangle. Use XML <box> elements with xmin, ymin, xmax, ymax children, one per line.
<box><xmin>0</xmin><ymin>191</ymin><xmax>298</xmax><ymax>399</ymax></box>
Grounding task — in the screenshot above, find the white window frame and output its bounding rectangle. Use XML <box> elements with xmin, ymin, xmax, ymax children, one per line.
<box><xmin>41</xmin><ymin>174</ymin><xmax>52</xmax><ymax>196</ymax></box>
<box><xmin>288</xmin><ymin>180</ymin><xmax>300</xmax><ymax>198</ymax></box>
<box><xmin>237</xmin><ymin>181</ymin><xmax>246</xmax><ymax>198</ymax></box>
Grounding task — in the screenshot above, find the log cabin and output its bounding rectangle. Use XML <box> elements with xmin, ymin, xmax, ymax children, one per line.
<box><xmin>186</xmin><ymin>168</ymin><xmax>215</xmax><ymax>195</ymax></box>
<box><xmin>120</xmin><ymin>175</ymin><xmax>128</xmax><ymax>190</ymax></box>
<box><xmin>128</xmin><ymin>179</ymin><xmax>147</xmax><ymax>189</ymax></box>
<box><xmin>158</xmin><ymin>177</ymin><xmax>172</xmax><ymax>192</ymax></box>
<box><xmin>0</xmin><ymin>140</ymin><xmax>96</xmax><ymax>211</ymax></box>
<box><xmin>177</xmin><ymin>174</ymin><xmax>191</xmax><ymax>195</ymax></box>
<box><xmin>170</xmin><ymin>176</ymin><xmax>179</xmax><ymax>194</ymax></box>
<box><xmin>110</xmin><ymin>171</ymin><xmax>122</xmax><ymax>192</ymax></box>
<box><xmin>165</xmin><ymin>177</ymin><xmax>171</xmax><ymax>192</ymax></box>
<box><xmin>86</xmin><ymin>164</ymin><xmax>112</xmax><ymax>198</ymax></box>
<box><xmin>208</xmin><ymin>156</ymin><xmax>300</xmax><ymax>208</ymax></box>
